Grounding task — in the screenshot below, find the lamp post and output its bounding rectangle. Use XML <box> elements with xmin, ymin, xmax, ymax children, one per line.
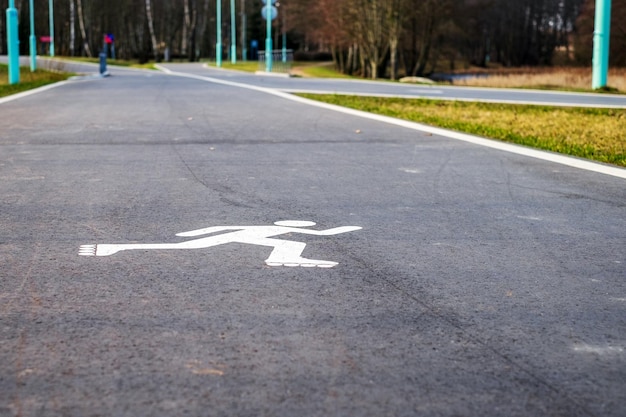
<box><xmin>6</xmin><ymin>0</ymin><xmax>20</xmax><ymax>84</ymax></box>
<box><xmin>592</xmin><ymin>0</ymin><xmax>611</xmax><ymax>89</ymax></box>
<box><xmin>263</xmin><ymin>1</ymin><xmax>274</xmax><ymax>72</ymax></box>
<box><xmin>230</xmin><ymin>0</ymin><xmax>236</xmax><ymax>63</ymax></box>
<box><xmin>29</xmin><ymin>0</ymin><xmax>36</xmax><ymax>71</ymax></box>
<box><xmin>216</xmin><ymin>0</ymin><xmax>222</xmax><ymax>67</ymax></box>
<box><xmin>280</xmin><ymin>3</ymin><xmax>286</xmax><ymax>62</ymax></box>
<box><xmin>49</xmin><ymin>0</ymin><xmax>55</xmax><ymax>57</ymax></box>
<box><xmin>241</xmin><ymin>0</ymin><xmax>247</xmax><ymax>61</ymax></box>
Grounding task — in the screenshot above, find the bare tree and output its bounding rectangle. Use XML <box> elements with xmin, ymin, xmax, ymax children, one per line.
<box><xmin>146</xmin><ymin>0</ymin><xmax>160</xmax><ymax>60</ymax></box>
<box><xmin>76</xmin><ymin>0</ymin><xmax>92</xmax><ymax>56</ymax></box>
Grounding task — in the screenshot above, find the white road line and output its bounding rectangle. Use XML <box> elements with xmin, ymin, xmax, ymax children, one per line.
<box><xmin>278</xmin><ymin>89</ymin><xmax>446</xmax><ymax>99</ymax></box>
<box><xmin>277</xmin><ymin>89</ymin><xmax>626</xmax><ymax>108</ymax></box>
<box><xmin>0</xmin><ymin>81</ymin><xmax>69</xmax><ymax>105</ymax></box>
<box><xmin>156</xmin><ymin>67</ymin><xmax>626</xmax><ymax>180</ymax></box>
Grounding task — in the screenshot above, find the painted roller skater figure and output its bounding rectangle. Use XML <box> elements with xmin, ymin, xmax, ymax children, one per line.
<box><xmin>79</xmin><ymin>220</ymin><xmax>362</xmax><ymax>268</ymax></box>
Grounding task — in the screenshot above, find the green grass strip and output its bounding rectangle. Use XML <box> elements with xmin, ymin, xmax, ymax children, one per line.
<box><xmin>298</xmin><ymin>94</ymin><xmax>626</xmax><ymax>167</ymax></box>
<box><xmin>0</xmin><ymin>64</ymin><xmax>72</xmax><ymax>98</ymax></box>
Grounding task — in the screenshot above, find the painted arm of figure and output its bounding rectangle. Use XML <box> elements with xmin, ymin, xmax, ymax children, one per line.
<box><xmin>296</xmin><ymin>226</ymin><xmax>363</xmax><ymax>236</ymax></box>
<box><xmin>176</xmin><ymin>226</ymin><xmax>244</xmax><ymax>237</ymax></box>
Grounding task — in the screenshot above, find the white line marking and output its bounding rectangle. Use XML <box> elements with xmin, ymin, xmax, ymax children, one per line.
<box><xmin>275</xmin><ymin>89</ymin><xmax>626</xmax><ymax>108</ymax></box>
<box><xmin>154</xmin><ymin>67</ymin><xmax>626</xmax><ymax>180</ymax></box>
<box><xmin>410</xmin><ymin>89</ymin><xmax>444</xmax><ymax>94</ymax></box>
<box><xmin>80</xmin><ymin>220</ymin><xmax>361</xmax><ymax>268</ymax></box>
<box><xmin>0</xmin><ymin>81</ymin><xmax>69</xmax><ymax>105</ymax></box>
<box><xmin>399</xmin><ymin>168</ymin><xmax>422</xmax><ymax>174</ymax></box>
<box><xmin>572</xmin><ymin>344</ymin><xmax>624</xmax><ymax>354</ymax></box>
<box><xmin>516</xmin><ymin>215</ymin><xmax>543</xmax><ymax>221</ymax></box>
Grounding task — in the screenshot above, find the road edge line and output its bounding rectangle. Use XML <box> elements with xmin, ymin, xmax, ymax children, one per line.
<box><xmin>0</xmin><ymin>81</ymin><xmax>70</xmax><ymax>105</ymax></box>
<box><xmin>159</xmin><ymin>69</ymin><xmax>626</xmax><ymax>180</ymax></box>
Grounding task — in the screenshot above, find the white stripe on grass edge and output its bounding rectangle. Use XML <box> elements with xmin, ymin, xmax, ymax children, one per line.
<box><xmin>173</xmin><ymin>66</ymin><xmax>626</xmax><ymax>180</ymax></box>
<box><xmin>0</xmin><ymin>81</ymin><xmax>70</xmax><ymax>105</ymax></box>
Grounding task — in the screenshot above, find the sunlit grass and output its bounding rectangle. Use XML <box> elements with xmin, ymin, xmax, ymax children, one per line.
<box><xmin>206</xmin><ymin>61</ymin><xmax>260</xmax><ymax>72</ymax></box>
<box><xmin>292</xmin><ymin>62</ymin><xmax>354</xmax><ymax>78</ymax></box>
<box><xmin>0</xmin><ymin>64</ymin><xmax>72</xmax><ymax>98</ymax></box>
<box><xmin>298</xmin><ymin>93</ymin><xmax>626</xmax><ymax>167</ymax></box>
<box><xmin>204</xmin><ymin>60</ymin><xmax>354</xmax><ymax>78</ymax></box>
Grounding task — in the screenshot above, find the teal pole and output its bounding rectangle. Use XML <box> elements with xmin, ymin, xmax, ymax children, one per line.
<box><xmin>216</xmin><ymin>0</ymin><xmax>222</xmax><ymax>67</ymax></box>
<box><xmin>265</xmin><ymin>5</ymin><xmax>272</xmax><ymax>72</ymax></box>
<box><xmin>281</xmin><ymin>6</ymin><xmax>286</xmax><ymax>63</ymax></box>
<box><xmin>6</xmin><ymin>0</ymin><xmax>20</xmax><ymax>84</ymax></box>
<box><xmin>230</xmin><ymin>0</ymin><xmax>236</xmax><ymax>64</ymax></box>
<box><xmin>29</xmin><ymin>0</ymin><xmax>36</xmax><ymax>71</ymax></box>
<box><xmin>241</xmin><ymin>0</ymin><xmax>246</xmax><ymax>61</ymax></box>
<box><xmin>49</xmin><ymin>0</ymin><xmax>55</xmax><ymax>57</ymax></box>
<box><xmin>592</xmin><ymin>0</ymin><xmax>611</xmax><ymax>89</ymax></box>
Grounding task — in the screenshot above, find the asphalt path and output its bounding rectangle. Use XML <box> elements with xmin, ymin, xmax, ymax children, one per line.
<box><xmin>173</xmin><ymin>63</ymin><xmax>626</xmax><ymax>108</ymax></box>
<box><xmin>3</xmin><ymin>56</ymin><xmax>626</xmax><ymax>108</ymax></box>
<box><xmin>1</xmin><ymin>65</ymin><xmax>625</xmax><ymax>416</ymax></box>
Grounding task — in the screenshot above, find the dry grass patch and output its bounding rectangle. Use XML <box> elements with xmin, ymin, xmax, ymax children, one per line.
<box><xmin>453</xmin><ymin>67</ymin><xmax>626</xmax><ymax>92</ymax></box>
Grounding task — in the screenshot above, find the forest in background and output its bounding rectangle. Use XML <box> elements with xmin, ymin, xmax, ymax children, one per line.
<box><xmin>0</xmin><ymin>0</ymin><xmax>625</xmax><ymax>79</ymax></box>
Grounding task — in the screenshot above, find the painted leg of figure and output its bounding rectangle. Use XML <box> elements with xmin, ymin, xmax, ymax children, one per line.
<box><xmin>78</xmin><ymin>236</ymin><xmax>231</xmax><ymax>256</ymax></box>
<box><xmin>79</xmin><ymin>243</ymin><xmax>183</xmax><ymax>256</ymax></box>
<box><xmin>262</xmin><ymin>239</ymin><xmax>338</xmax><ymax>268</ymax></box>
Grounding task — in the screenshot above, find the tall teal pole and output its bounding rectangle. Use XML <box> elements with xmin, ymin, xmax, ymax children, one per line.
<box><xmin>281</xmin><ymin>5</ymin><xmax>286</xmax><ymax>63</ymax></box>
<box><xmin>49</xmin><ymin>0</ymin><xmax>55</xmax><ymax>57</ymax></box>
<box><xmin>216</xmin><ymin>0</ymin><xmax>222</xmax><ymax>67</ymax></box>
<box><xmin>29</xmin><ymin>0</ymin><xmax>36</xmax><ymax>71</ymax></box>
<box><xmin>265</xmin><ymin>5</ymin><xmax>272</xmax><ymax>72</ymax></box>
<box><xmin>6</xmin><ymin>0</ymin><xmax>20</xmax><ymax>84</ymax></box>
<box><xmin>241</xmin><ymin>0</ymin><xmax>247</xmax><ymax>61</ymax></box>
<box><xmin>592</xmin><ymin>0</ymin><xmax>611</xmax><ymax>89</ymax></box>
<box><xmin>230</xmin><ymin>0</ymin><xmax>236</xmax><ymax>64</ymax></box>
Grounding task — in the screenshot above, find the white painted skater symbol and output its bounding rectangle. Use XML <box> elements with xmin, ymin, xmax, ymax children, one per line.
<box><xmin>79</xmin><ymin>221</ymin><xmax>362</xmax><ymax>268</ymax></box>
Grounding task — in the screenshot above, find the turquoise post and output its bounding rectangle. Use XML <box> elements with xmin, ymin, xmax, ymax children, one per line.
<box><xmin>265</xmin><ymin>6</ymin><xmax>272</xmax><ymax>72</ymax></box>
<box><xmin>281</xmin><ymin>5</ymin><xmax>286</xmax><ymax>63</ymax></box>
<box><xmin>216</xmin><ymin>0</ymin><xmax>222</xmax><ymax>67</ymax></box>
<box><xmin>49</xmin><ymin>0</ymin><xmax>55</xmax><ymax>57</ymax></box>
<box><xmin>6</xmin><ymin>0</ymin><xmax>20</xmax><ymax>84</ymax></box>
<box><xmin>241</xmin><ymin>0</ymin><xmax>247</xmax><ymax>61</ymax></box>
<box><xmin>29</xmin><ymin>0</ymin><xmax>36</xmax><ymax>71</ymax></box>
<box><xmin>230</xmin><ymin>0</ymin><xmax>236</xmax><ymax>64</ymax></box>
<box><xmin>282</xmin><ymin>22</ymin><xmax>286</xmax><ymax>62</ymax></box>
<box><xmin>592</xmin><ymin>0</ymin><xmax>611</xmax><ymax>89</ymax></box>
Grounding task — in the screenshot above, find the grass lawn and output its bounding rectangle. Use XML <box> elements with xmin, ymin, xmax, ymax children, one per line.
<box><xmin>0</xmin><ymin>64</ymin><xmax>72</xmax><ymax>98</ymax></box>
<box><xmin>205</xmin><ymin>61</ymin><xmax>260</xmax><ymax>72</ymax></box>
<box><xmin>298</xmin><ymin>94</ymin><xmax>626</xmax><ymax>167</ymax></box>
<box><xmin>203</xmin><ymin>60</ymin><xmax>355</xmax><ymax>78</ymax></box>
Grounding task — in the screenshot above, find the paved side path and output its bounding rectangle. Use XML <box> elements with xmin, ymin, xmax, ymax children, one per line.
<box><xmin>169</xmin><ymin>62</ymin><xmax>626</xmax><ymax>108</ymax></box>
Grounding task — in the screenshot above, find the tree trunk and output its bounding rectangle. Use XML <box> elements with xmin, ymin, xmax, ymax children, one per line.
<box><xmin>76</xmin><ymin>0</ymin><xmax>92</xmax><ymax>57</ymax></box>
<box><xmin>145</xmin><ymin>0</ymin><xmax>159</xmax><ymax>61</ymax></box>
<box><xmin>182</xmin><ymin>0</ymin><xmax>189</xmax><ymax>56</ymax></box>
<box><xmin>69</xmin><ymin>0</ymin><xmax>76</xmax><ymax>56</ymax></box>
<box><xmin>390</xmin><ymin>38</ymin><xmax>398</xmax><ymax>80</ymax></box>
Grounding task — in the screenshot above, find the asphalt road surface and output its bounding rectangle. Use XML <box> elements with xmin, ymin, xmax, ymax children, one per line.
<box><xmin>1</xmin><ymin>65</ymin><xmax>625</xmax><ymax>416</ymax></box>
<box><xmin>187</xmin><ymin>64</ymin><xmax>626</xmax><ymax>109</ymax></box>
<box><xmin>3</xmin><ymin>56</ymin><xmax>626</xmax><ymax>108</ymax></box>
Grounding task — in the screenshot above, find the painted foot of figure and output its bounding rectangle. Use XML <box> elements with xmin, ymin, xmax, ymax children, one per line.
<box><xmin>78</xmin><ymin>244</ymin><xmax>123</xmax><ymax>257</ymax></box>
<box><xmin>265</xmin><ymin>258</ymin><xmax>338</xmax><ymax>268</ymax></box>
